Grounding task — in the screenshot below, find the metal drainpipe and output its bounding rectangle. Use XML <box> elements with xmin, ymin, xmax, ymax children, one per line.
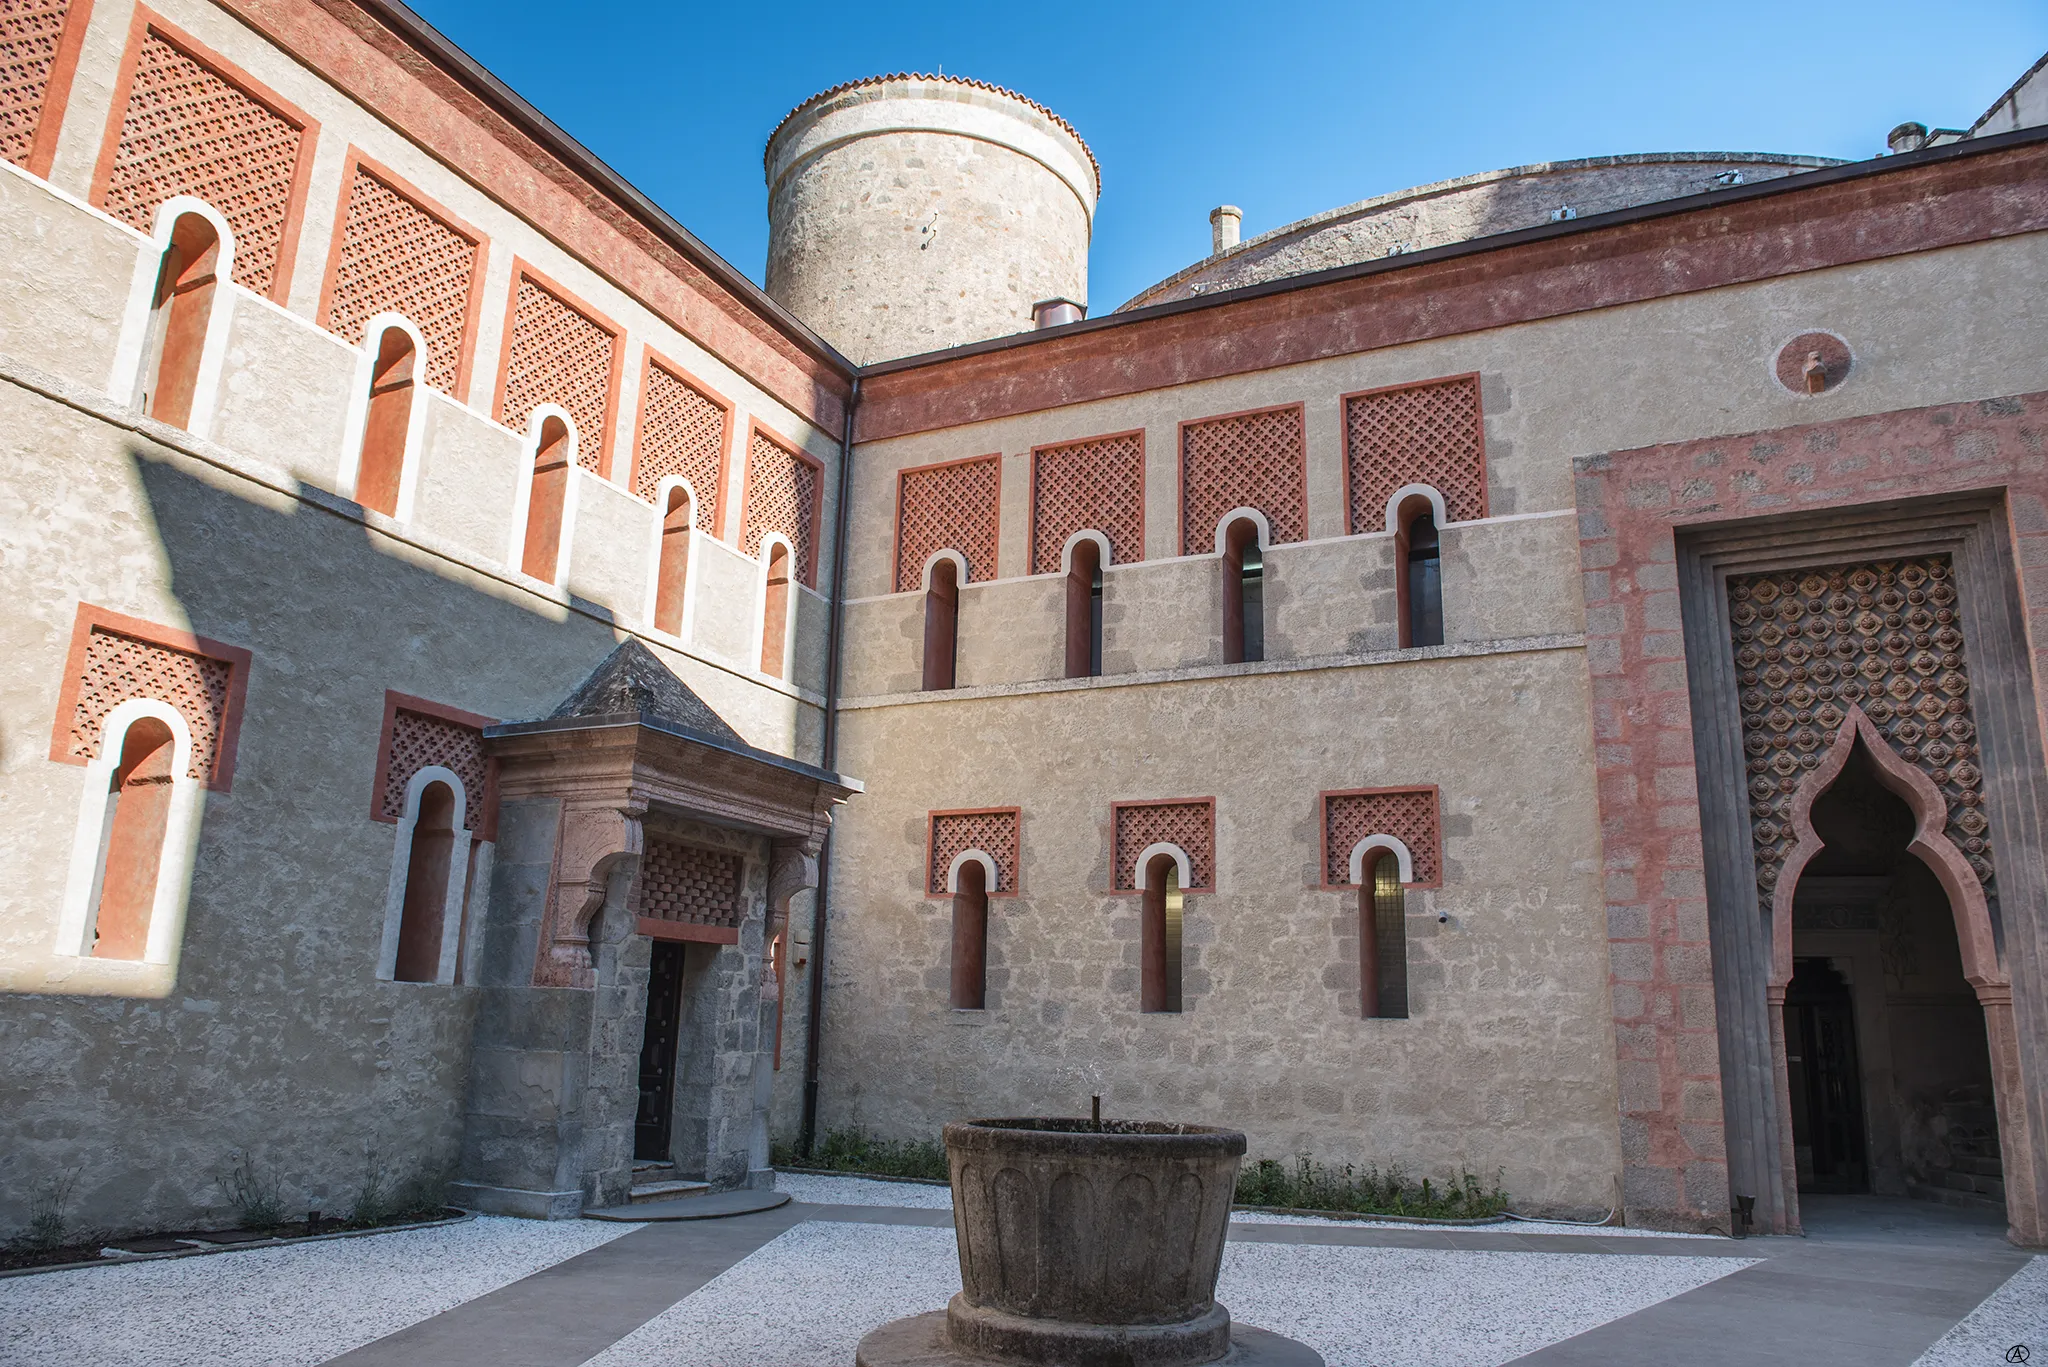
<box><xmin>801</xmin><ymin>374</ymin><xmax>859</xmax><ymax>1158</ymax></box>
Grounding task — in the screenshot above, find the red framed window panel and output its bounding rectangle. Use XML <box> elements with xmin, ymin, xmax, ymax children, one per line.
<box><xmin>631</xmin><ymin>350</ymin><xmax>733</xmax><ymax>526</ymax></box>
<box><xmin>92</xmin><ymin>10</ymin><xmax>319</xmax><ymax>301</ymax></box>
<box><xmin>47</xmin><ymin>603</ymin><xmax>252</xmax><ymax>792</ymax></box>
<box><xmin>317</xmin><ymin>150</ymin><xmax>488</xmax><ymax>397</ymax></box>
<box><xmin>1317</xmin><ymin>785</ymin><xmax>1443</xmax><ymax>890</ymax></box>
<box><xmin>0</xmin><ymin>0</ymin><xmax>96</xmax><ymax>178</ymax></box>
<box><xmin>1028</xmin><ymin>429</ymin><xmax>1144</xmax><ymax>575</ymax></box>
<box><xmin>1341</xmin><ymin>374</ymin><xmax>1487</xmax><ymax>534</ymax></box>
<box><xmin>739</xmin><ymin>419</ymin><xmax>825</xmax><ymax>589</ymax></box>
<box><xmin>1110</xmin><ymin>798</ymin><xmax>1216</xmax><ymax>893</ymax></box>
<box><xmin>928</xmin><ymin>808</ymin><xmax>1019</xmax><ymax>1012</ymax></box>
<box><xmin>1177</xmin><ymin>403</ymin><xmax>1307</xmax><ymax>555</ymax></box>
<box><xmin>495</xmin><ymin>260</ymin><xmax>623</xmax><ymax>476</ymax></box>
<box><xmin>892</xmin><ymin>453</ymin><xmax>1001</xmax><ymax>592</ymax></box>
<box><xmin>925</xmin><ymin>807</ymin><xmax>1023</xmax><ymax>897</ymax></box>
<box><xmin>367</xmin><ymin>691</ymin><xmax>498</xmax><ymax>840</ymax></box>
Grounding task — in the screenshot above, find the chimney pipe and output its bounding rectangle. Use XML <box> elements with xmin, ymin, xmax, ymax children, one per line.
<box><xmin>1032</xmin><ymin>298</ymin><xmax>1084</xmax><ymax>329</ymax></box>
<box><xmin>1887</xmin><ymin>121</ymin><xmax>1929</xmax><ymax>155</ymax></box>
<box><xmin>1209</xmin><ymin>205</ymin><xmax>1241</xmax><ymax>255</ymax></box>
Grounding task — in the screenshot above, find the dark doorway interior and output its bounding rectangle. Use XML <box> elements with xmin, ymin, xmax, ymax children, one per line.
<box><xmin>1787</xmin><ymin>957</ymin><xmax>1868</xmax><ymax>1193</ymax></box>
<box><xmin>635</xmin><ymin>939</ymin><xmax>686</xmax><ymax>1162</ymax></box>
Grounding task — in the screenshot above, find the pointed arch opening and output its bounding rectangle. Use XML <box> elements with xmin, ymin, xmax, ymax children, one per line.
<box><xmin>653</xmin><ymin>482</ymin><xmax>694</xmax><ymax>636</ymax></box>
<box><xmin>1141</xmin><ymin>851</ymin><xmax>1184</xmax><ymax>1013</ymax></box>
<box><xmin>1222</xmin><ymin>516</ymin><xmax>1264</xmax><ymax>664</ymax></box>
<box><xmin>1396</xmin><ymin>492</ymin><xmax>1444</xmax><ymax>648</ymax></box>
<box><xmin>355</xmin><ymin>324</ymin><xmax>419</xmax><ymax>517</ymax></box>
<box><xmin>950</xmin><ymin>856</ymin><xmax>989</xmax><ymax>1009</ymax></box>
<box><xmin>761</xmin><ymin>540</ymin><xmax>793</xmax><ymax>680</ymax></box>
<box><xmin>1064</xmin><ymin>535</ymin><xmax>1104</xmax><ymax>679</ymax></box>
<box><xmin>140</xmin><ymin>212</ymin><xmax>222</xmax><ymax>429</ymax></box>
<box><xmin>923</xmin><ymin>553</ymin><xmax>960</xmax><ymax>691</ymax></box>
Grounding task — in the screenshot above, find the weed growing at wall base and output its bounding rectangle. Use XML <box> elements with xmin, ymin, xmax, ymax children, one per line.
<box><xmin>775</xmin><ymin>1127</ymin><xmax>950</xmax><ymax>1181</ymax></box>
<box><xmin>1235</xmin><ymin>1157</ymin><xmax>1507</xmax><ymax>1219</ymax></box>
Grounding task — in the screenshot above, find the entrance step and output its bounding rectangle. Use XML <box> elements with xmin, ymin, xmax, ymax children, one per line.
<box><xmin>1907</xmin><ymin>1180</ymin><xmax>2006</xmax><ymax>1214</ymax></box>
<box><xmin>629</xmin><ymin>1178</ymin><xmax>711</xmax><ymax>1205</ymax></box>
<box><xmin>1949</xmin><ymin>1154</ymin><xmax>2005</xmax><ymax>1179</ymax></box>
<box><xmin>587</xmin><ymin>1188</ymin><xmax>791</xmax><ymax>1222</ymax></box>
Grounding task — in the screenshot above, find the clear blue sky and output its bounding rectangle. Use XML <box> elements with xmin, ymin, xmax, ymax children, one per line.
<box><xmin>408</xmin><ymin>0</ymin><xmax>2047</xmax><ymax>312</ymax></box>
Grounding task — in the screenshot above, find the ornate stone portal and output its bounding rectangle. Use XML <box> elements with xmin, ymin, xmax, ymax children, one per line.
<box><xmin>856</xmin><ymin>1119</ymin><xmax>1322</xmax><ymax>1367</ymax></box>
<box><xmin>450</xmin><ymin>641</ymin><xmax>858</xmax><ymax>1217</ymax></box>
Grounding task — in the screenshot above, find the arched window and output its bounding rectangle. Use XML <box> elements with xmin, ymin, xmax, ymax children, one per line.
<box><xmin>355</xmin><ymin>326</ymin><xmax>418</xmax><ymax>518</ymax></box>
<box><xmin>951</xmin><ymin>857</ymin><xmax>988</xmax><ymax>1009</ymax></box>
<box><xmin>923</xmin><ymin>556</ymin><xmax>959</xmax><ymax>691</ymax></box>
<box><xmin>1141</xmin><ymin>852</ymin><xmax>1184</xmax><ymax>1013</ymax></box>
<box><xmin>140</xmin><ymin>212</ymin><xmax>221</xmax><ymax>429</ymax></box>
<box><xmin>653</xmin><ymin>484</ymin><xmax>693</xmax><ymax>636</ymax></box>
<box><xmin>1222</xmin><ymin>517</ymin><xmax>1264</xmax><ymax>664</ymax></box>
<box><xmin>521</xmin><ymin>415</ymin><xmax>572</xmax><ymax>583</ymax></box>
<box><xmin>89</xmin><ymin>716</ymin><xmax>179</xmax><ymax>960</ymax></box>
<box><xmin>393</xmin><ymin>781</ymin><xmax>457</xmax><ymax>983</ymax></box>
<box><xmin>1065</xmin><ymin>538</ymin><xmax>1103</xmax><ymax>679</ymax></box>
<box><xmin>1363</xmin><ymin>851</ymin><xmax>1410</xmax><ymax>1018</ymax></box>
<box><xmin>1399</xmin><ymin>505</ymin><xmax>1444</xmax><ymax>648</ymax></box>
<box><xmin>761</xmin><ymin>541</ymin><xmax>792</xmax><ymax>679</ymax></box>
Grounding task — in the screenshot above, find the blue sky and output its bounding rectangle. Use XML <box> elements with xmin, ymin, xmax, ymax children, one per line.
<box><xmin>408</xmin><ymin>0</ymin><xmax>2047</xmax><ymax>312</ymax></box>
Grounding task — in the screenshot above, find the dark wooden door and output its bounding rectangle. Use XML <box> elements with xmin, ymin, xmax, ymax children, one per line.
<box><xmin>1786</xmin><ymin>957</ymin><xmax>1869</xmax><ymax>1193</ymax></box>
<box><xmin>635</xmin><ymin>940</ymin><xmax>686</xmax><ymax>1162</ymax></box>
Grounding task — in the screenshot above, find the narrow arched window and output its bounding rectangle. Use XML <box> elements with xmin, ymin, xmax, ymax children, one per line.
<box><xmin>140</xmin><ymin>213</ymin><xmax>221</xmax><ymax>429</ymax></box>
<box><xmin>1222</xmin><ymin>518</ymin><xmax>1264</xmax><ymax>664</ymax></box>
<box><xmin>393</xmin><ymin>780</ymin><xmax>457</xmax><ymax>983</ymax></box>
<box><xmin>1363</xmin><ymin>851</ymin><xmax>1410</xmax><ymax>1018</ymax></box>
<box><xmin>653</xmin><ymin>486</ymin><xmax>692</xmax><ymax>636</ymax></box>
<box><xmin>355</xmin><ymin>327</ymin><xmax>417</xmax><ymax>517</ymax></box>
<box><xmin>1065</xmin><ymin>539</ymin><xmax>1103</xmax><ymax>679</ymax></box>
<box><xmin>950</xmin><ymin>859</ymin><xmax>988</xmax><ymax>1010</ymax></box>
<box><xmin>90</xmin><ymin>716</ymin><xmax>179</xmax><ymax>960</ymax></box>
<box><xmin>1141</xmin><ymin>853</ymin><xmax>1184</xmax><ymax>1013</ymax></box>
<box><xmin>761</xmin><ymin>542</ymin><xmax>792</xmax><ymax>679</ymax></box>
<box><xmin>521</xmin><ymin>415</ymin><xmax>572</xmax><ymax>582</ymax></box>
<box><xmin>1400</xmin><ymin>508</ymin><xmax>1444</xmax><ymax>648</ymax></box>
<box><xmin>923</xmin><ymin>557</ymin><xmax>959</xmax><ymax>691</ymax></box>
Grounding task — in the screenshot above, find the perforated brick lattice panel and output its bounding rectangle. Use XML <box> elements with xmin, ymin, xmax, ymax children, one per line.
<box><xmin>102</xmin><ymin>29</ymin><xmax>303</xmax><ymax>296</ymax></box>
<box><xmin>1728</xmin><ymin>556</ymin><xmax>1994</xmax><ymax>901</ymax></box>
<box><xmin>379</xmin><ymin>709</ymin><xmax>489</xmax><ymax>833</ymax></box>
<box><xmin>66</xmin><ymin>628</ymin><xmax>231</xmax><ymax>782</ymax></box>
<box><xmin>741</xmin><ymin>428</ymin><xmax>820</xmax><ymax>587</ymax></box>
<box><xmin>637</xmin><ymin>838</ymin><xmax>742</xmax><ymax>931</ymax></box>
<box><xmin>1324</xmin><ymin>789</ymin><xmax>1441</xmax><ymax>886</ymax></box>
<box><xmin>895</xmin><ymin>457</ymin><xmax>1000</xmax><ymax>591</ymax></box>
<box><xmin>1113</xmin><ymin>801</ymin><xmax>1215</xmax><ymax>891</ymax></box>
<box><xmin>1344</xmin><ymin>376</ymin><xmax>1487</xmax><ymax>533</ymax></box>
<box><xmin>635</xmin><ymin>362</ymin><xmax>727</xmax><ymax>521</ymax></box>
<box><xmin>1180</xmin><ymin>408</ymin><xmax>1307</xmax><ymax>553</ymax></box>
<box><xmin>325</xmin><ymin>165</ymin><xmax>476</xmax><ymax>393</ymax></box>
<box><xmin>1031</xmin><ymin>433</ymin><xmax>1144</xmax><ymax>575</ymax></box>
<box><xmin>501</xmin><ymin>273</ymin><xmax>616</xmax><ymax>471</ymax></box>
<box><xmin>928</xmin><ymin>810</ymin><xmax>1020</xmax><ymax>895</ymax></box>
<box><xmin>0</xmin><ymin>0</ymin><xmax>71</xmax><ymax>166</ymax></box>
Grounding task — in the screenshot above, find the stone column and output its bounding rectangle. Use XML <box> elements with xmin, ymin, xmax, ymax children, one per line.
<box><xmin>749</xmin><ymin>838</ymin><xmax>820</xmax><ymax>1186</ymax></box>
<box><xmin>1979</xmin><ymin>986</ymin><xmax>2044</xmax><ymax>1244</ymax></box>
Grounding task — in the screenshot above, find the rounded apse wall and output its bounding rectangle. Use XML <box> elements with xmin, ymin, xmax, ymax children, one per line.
<box><xmin>765</xmin><ymin>74</ymin><xmax>1099</xmax><ymax>365</ymax></box>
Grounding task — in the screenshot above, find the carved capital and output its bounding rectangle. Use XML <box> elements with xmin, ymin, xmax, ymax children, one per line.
<box><xmin>534</xmin><ymin>802</ymin><xmax>645</xmax><ymax>988</ymax></box>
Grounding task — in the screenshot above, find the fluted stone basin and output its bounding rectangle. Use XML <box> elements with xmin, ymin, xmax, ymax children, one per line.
<box><xmin>855</xmin><ymin>1118</ymin><xmax>1322</xmax><ymax>1367</ymax></box>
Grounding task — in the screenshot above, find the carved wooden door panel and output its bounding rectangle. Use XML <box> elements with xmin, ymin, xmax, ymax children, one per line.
<box><xmin>635</xmin><ymin>940</ymin><xmax>686</xmax><ymax>1162</ymax></box>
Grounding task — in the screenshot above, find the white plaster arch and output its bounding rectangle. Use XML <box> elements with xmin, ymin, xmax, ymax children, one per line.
<box><xmin>504</xmin><ymin>405</ymin><xmax>581</xmax><ymax>589</ymax></box>
<box><xmin>336</xmin><ymin>312</ymin><xmax>433</xmax><ymax>521</ymax></box>
<box><xmin>1132</xmin><ymin>841</ymin><xmax>1193</xmax><ymax>892</ymax></box>
<box><xmin>376</xmin><ymin>765</ymin><xmax>475</xmax><ymax>986</ymax></box>
<box><xmin>640</xmin><ymin>475</ymin><xmax>704</xmax><ymax>643</ymax></box>
<box><xmin>1347</xmin><ymin>833</ymin><xmax>1417</xmax><ymax>887</ymax></box>
<box><xmin>1382</xmin><ymin>483</ymin><xmax>1450</xmax><ymax>536</ymax></box>
<box><xmin>1211</xmin><ymin>507</ymin><xmax>1272</xmax><ymax>555</ymax></box>
<box><xmin>1060</xmin><ymin>529</ymin><xmax>1113</xmax><ymax>574</ymax></box>
<box><xmin>945</xmin><ymin>848</ymin><xmax>1000</xmax><ymax>895</ymax></box>
<box><xmin>754</xmin><ymin>531</ymin><xmax>800</xmax><ymax>680</ymax></box>
<box><xmin>55</xmin><ymin>698</ymin><xmax>204</xmax><ymax>967</ymax></box>
<box><xmin>921</xmin><ymin>547</ymin><xmax>969</xmax><ymax>592</ymax></box>
<box><xmin>109</xmin><ymin>196</ymin><xmax>238</xmax><ymax>437</ymax></box>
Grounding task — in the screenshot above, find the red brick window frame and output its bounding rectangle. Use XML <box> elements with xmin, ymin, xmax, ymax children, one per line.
<box><xmin>927</xmin><ymin>807</ymin><xmax>1022</xmax><ymax>897</ymax></box>
<box><xmin>316</xmin><ymin>149</ymin><xmax>488</xmax><ymax>398</ymax></box>
<box><xmin>630</xmin><ymin>349</ymin><xmax>734</xmax><ymax>530</ymax></box>
<box><xmin>494</xmin><ymin>259</ymin><xmax>624</xmax><ymax>477</ymax></box>
<box><xmin>893</xmin><ymin>454</ymin><xmax>1002</xmax><ymax>593</ymax></box>
<box><xmin>1341</xmin><ymin>374</ymin><xmax>1487</xmax><ymax>535</ymax></box>
<box><xmin>368</xmin><ymin>691</ymin><xmax>497</xmax><ymax>841</ymax></box>
<box><xmin>1</xmin><ymin>0</ymin><xmax>96</xmax><ymax>179</ymax></box>
<box><xmin>1111</xmin><ymin>798</ymin><xmax>1216</xmax><ymax>893</ymax></box>
<box><xmin>1028</xmin><ymin>429</ymin><xmax>1145</xmax><ymax>575</ymax></box>
<box><xmin>92</xmin><ymin>9</ymin><xmax>319</xmax><ymax>303</ymax></box>
<box><xmin>1319</xmin><ymin>785</ymin><xmax>1442</xmax><ymax>890</ymax></box>
<box><xmin>1178</xmin><ymin>403</ymin><xmax>1308</xmax><ymax>556</ymax></box>
<box><xmin>739</xmin><ymin>418</ymin><xmax>826</xmax><ymax>589</ymax></box>
<box><xmin>47</xmin><ymin>604</ymin><xmax>253</xmax><ymax>792</ymax></box>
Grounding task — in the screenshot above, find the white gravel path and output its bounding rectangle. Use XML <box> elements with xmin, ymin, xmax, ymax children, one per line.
<box><xmin>1910</xmin><ymin>1256</ymin><xmax>2046</xmax><ymax>1367</ymax></box>
<box><xmin>585</xmin><ymin>1218</ymin><xmax>1756</xmax><ymax>1367</ymax></box>
<box><xmin>778</xmin><ymin>1172</ymin><xmax>1722</xmax><ymax>1237</ymax></box>
<box><xmin>0</xmin><ymin>1216</ymin><xmax>639</xmax><ymax>1367</ymax></box>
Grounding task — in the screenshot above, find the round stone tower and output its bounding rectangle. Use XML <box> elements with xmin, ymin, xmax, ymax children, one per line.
<box><xmin>765</xmin><ymin>74</ymin><xmax>1099</xmax><ymax>364</ymax></box>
